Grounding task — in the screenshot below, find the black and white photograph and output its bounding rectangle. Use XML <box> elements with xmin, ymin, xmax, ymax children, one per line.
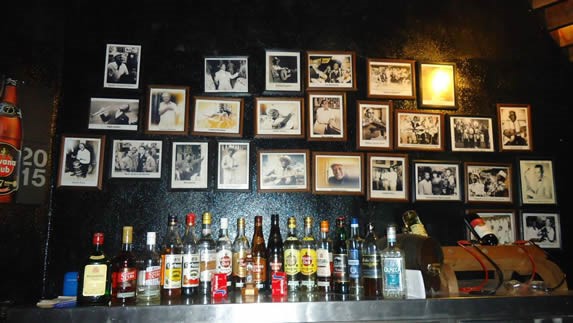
<box><xmin>497</xmin><ymin>104</ymin><xmax>533</xmax><ymax>152</ymax></box>
<box><xmin>465</xmin><ymin>210</ymin><xmax>516</xmax><ymax>245</ymax></box>
<box><xmin>254</xmin><ymin>97</ymin><xmax>304</xmax><ymax>138</ymax></box>
<box><xmin>522</xmin><ymin>212</ymin><xmax>561</xmax><ymax>249</ymax></box>
<box><xmin>171</xmin><ymin>142</ymin><xmax>208</xmax><ymax>189</ymax></box>
<box><xmin>519</xmin><ymin>159</ymin><xmax>556</xmax><ymax>205</ymax></box>
<box><xmin>396</xmin><ymin>111</ymin><xmax>444</xmax><ymax>151</ymax></box>
<box><xmin>88</xmin><ymin>97</ymin><xmax>139</xmax><ymax>131</ymax></box>
<box><xmin>367</xmin><ymin>58</ymin><xmax>416</xmax><ymax>99</ymax></box>
<box><xmin>217</xmin><ymin>141</ymin><xmax>250</xmax><ymax>190</ymax></box>
<box><xmin>465</xmin><ymin>163</ymin><xmax>512</xmax><ymax>203</ymax></box>
<box><xmin>312</xmin><ymin>152</ymin><xmax>363</xmax><ymax>195</ymax></box>
<box><xmin>204</xmin><ymin>56</ymin><xmax>248</xmax><ymax>93</ymax></box>
<box><xmin>450</xmin><ymin>116</ymin><xmax>494</xmax><ymax>152</ymax></box>
<box><xmin>192</xmin><ymin>97</ymin><xmax>243</xmax><ymax>137</ymax></box>
<box><xmin>414</xmin><ymin>161</ymin><xmax>461</xmax><ymax>201</ymax></box>
<box><xmin>418</xmin><ymin>62</ymin><xmax>456</xmax><ymax>108</ymax></box>
<box><xmin>307</xmin><ymin>51</ymin><xmax>356</xmax><ymax>91</ymax></box>
<box><xmin>103</xmin><ymin>43</ymin><xmax>141</xmax><ymax>89</ymax></box>
<box><xmin>357</xmin><ymin>100</ymin><xmax>392</xmax><ymax>150</ymax></box>
<box><xmin>367</xmin><ymin>153</ymin><xmax>408</xmax><ymax>202</ymax></box>
<box><xmin>146</xmin><ymin>85</ymin><xmax>189</xmax><ymax>134</ymax></box>
<box><xmin>57</xmin><ymin>135</ymin><xmax>105</xmax><ymax>189</ymax></box>
<box><xmin>258</xmin><ymin>149</ymin><xmax>309</xmax><ymax>192</ymax></box>
<box><xmin>111</xmin><ymin>140</ymin><xmax>162</xmax><ymax>179</ymax></box>
<box><xmin>308</xmin><ymin>92</ymin><xmax>346</xmax><ymax>141</ymax></box>
<box><xmin>265</xmin><ymin>50</ymin><xmax>301</xmax><ymax>92</ymax></box>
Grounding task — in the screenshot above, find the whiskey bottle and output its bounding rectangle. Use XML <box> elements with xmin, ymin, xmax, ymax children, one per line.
<box><xmin>266</xmin><ymin>214</ymin><xmax>284</xmax><ymax>289</ymax></box>
<box><xmin>232</xmin><ymin>217</ymin><xmax>250</xmax><ymax>290</ymax></box>
<box><xmin>464</xmin><ymin>213</ymin><xmax>499</xmax><ymax>246</ymax></box>
<box><xmin>0</xmin><ymin>78</ymin><xmax>22</xmax><ymax>204</ymax></box>
<box><xmin>347</xmin><ymin>217</ymin><xmax>364</xmax><ymax>296</ymax></box>
<box><xmin>136</xmin><ymin>232</ymin><xmax>161</xmax><ymax>305</ymax></box>
<box><xmin>362</xmin><ymin>222</ymin><xmax>383</xmax><ymax>297</ymax></box>
<box><xmin>251</xmin><ymin>215</ymin><xmax>267</xmax><ymax>290</ymax></box>
<box><xmin>402</xmin><ymin>210</ymin><xmax>428</xmax><ymax>237</ymax></box>
<box><xmin>182</xmin><ymin>213</ymin><xmax>199</xmax><ymax>297</ymax></box>
<box><xmin>77</xmin><ymin>232</ymin><xmax>112</xmax><ymax>306</ymax></box>
<box><xmin>381</xmin><ymin>224</ymin><xmax>407</xmax><ymax>299</ymax></box>
<box><xmin>283</xmin><ymin>216</ymin><xmax>301</xmax><ymax>294</ymax></box>
<box><xmin>111</xmin><ymin>226</ymin><xmax>137</xmax><ymax>306</ymax></box>
<box><xmin>332</xmin><ymin>216</ymin><xmax>349</xmax><ymax>295</ymax></box>
<box><xmin>197</xmin><ymin>212</ymin><xmax>217</xmax><ymax>295</ymax></box>
<box><xmin>316</xmin><ymin>220</ymin><xmax>333</xmax><ymax>294</ymax></box>
<box><xmin>300</xmin><ymin>216</ymin><xmax>317</xmax><ymax>294</ymax></box>
<box><xmin>216</xmin><ymin>217</ymin><xmax>233</xmax><ymax>288</ymax></box>
<box><xmin>160</xmin><ymin>215</ymin><xmax>183</xmax><ymax>304</ymax></box>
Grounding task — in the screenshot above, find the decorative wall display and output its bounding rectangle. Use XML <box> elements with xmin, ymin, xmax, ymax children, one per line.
<box><xmin>356</xmin><ymin>100</ymin><xmax>392</xmax><ymax>150</ymax></box>
<box><xmin>192</xmin><ymin>97</ymin><xmax>244</xmax><ymax>137</ymax></box>
<box><xmin>145</xmin><ymin>85</ymin><xmax>189</xmax><ymax>135</ymax></box>
<box><xmin>88</xmin><ymin>97</ymin><xmax>139</xmax><ymax>131</ymax></box>
<box><xmin>413</xmin><ymin>161</ymin><xmax>461</xmax><ymax>201</ymax></box>
<box><xmin>110</xmin><ymin>139</ymin><xmax>162</xmax><ymax>179</ymax></box>
<box><xmin>171</xmin><ymin>141</ymin><xmax>209</xmax><ymax>190</ymax></box>
<box><xmin>254</xmin><ymin>97</ymin><xmax>304</xmax><ymax>139</ymax></box>
<box><xmin>57</xmin><ymin>135</ymin><xmax>105</xmax><ymax>190</ymax></box>
<box><xmin>103</xmin><ymin>43</ymin><xmax>141</xmax><ymax>89</ymax></box>
<box><xmin>265</xmin><ymin>50</ymin><xmax>301</xmax><ymax>92</ymax></box>
<box><xmin>367</xmin><ymin>153</ymin><xmax>409</xmax><ymax>202</ymax></box>
<box><xmin>497</xmin><ymin>104</ymin><xmax>533</xmax><ymax>152</ymax></box>
<box><xmin>418</xmin><ymin>62</ymin><xmax>456</xmax><ymax>108</ymax></box>
<box><xmin>312</xmin><ymin>152</ymin><xmax>363</xmax><ymax>195</ymax></box>
<box><xmin>465</xmin><ymin>209</ymin><xmax>516</xmax><ymax>245</ymax></box>
<box><xmin>217</xmin><ymin>141</ymin><xmax>250</xmax><ymax>191</ymax></box>
<box><xmin>306</xmin><ymin>51</ymin><xmax>356</xmax><ymax>91</ymax></box>
<box><xmin>396</xmin><ymin>111</ymin><xmax>444</xmax><ymax>151</ymax></box>
<box><xmin>308</xmin><ymin>92</ymin><xmax>346</xmax><ymax>141</ymax></box>
<box><xmin>521</xmin><ymin>211</ymin><xmax>561</xmax><ymax>249</ymax></box>
<box><xmin>449</xmin><ymin>115</ymin><xmax>494</xmax><ymax>152</ymax></box>
<box><xmin>367</xmin><ymin>58</ymin><xmax>416</xmax><ymax>99</ymax></box>
<box><xmin>204</xmin><ymin>56</ymin><xmax>248</xmax><ymax>93</ymax></box>
<box><xmin>464</xmin><ymin>162</ymin><xmax>512</xmax><ymax>204</ymax></box>
<box><xmin>518</xmin><ymin>159</ymin><xmax>556</xmax><ymax>205</ymax></box>
<box><xmin>257</xmin><ymin>149</ymin><xmax>310</xmax><ymax>192</ymax></box>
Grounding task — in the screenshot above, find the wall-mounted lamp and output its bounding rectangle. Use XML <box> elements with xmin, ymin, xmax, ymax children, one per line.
<box><xmin>419</xmin><ymin>62</ymin><xmax>456</xmax><ymax>109</ymax></box>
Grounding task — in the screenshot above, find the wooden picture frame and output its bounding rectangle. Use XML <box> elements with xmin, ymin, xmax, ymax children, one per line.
<box><xmin>521</xmin><ymin>211</ymin><xmax>561</xmax><ymax>249</ymax></box>
<box><xmin>254</xmin><ymin>97</ymin><xmax>304</xmax><ymax>139</ymax></box>
<box><xmin>465</xmin><ymin>209</ymin><xmax>517</xmax><ymax>245</ymax></box>
<box><xmin>258</xmin><ymin>149</ymin><xmax>310</xmax><ymax>192</ymax></box>
<box><xmin>418</xmin><ymin>62</ymin><xmax>456</xmax><ymax>109</ymax></box>
<box><xmin>312</xmin><ymin>152</ymin><xmax>363</xmax><ymax>195</ymax></box>
<box><xmin>306</xmin><ymin>51</ymin><xmax>356</xmax><ymax>91</ymax></box>
<box><xmin>367</xmin><ymin>153</ymin><xmax>409</xmax><ymax>202</ymax></box>
<box><xmin>449</xmin><ymin>115</ymin><xmax>494</xmax><ymax>152</ymax></box>
<box><xmin>464</xmin><ymin>162</ymin><xmax>512</xmax><ymax>204</ymax></box>
<box><xmin>204</xmin><ymin>56</ymin><xmax>248</xmax><ymax>93</ymax></box>
<box><xmin>497</xmin><ymin>104</ymin><xmax>533</xmax><ymax>152</ymax></box>
<box><xmin>145</xmin><ymin>85</ymin><xmax>189</xmax><ymax>135</ymax></box>
<box><xmin>307</xmin><ymin>92</ymin><xmax>346</xmax><ymax>141</ymax></box>
<box><xmin>217</xmin><ymin>141</ymin><xmax>250</xmax><ymax>191</ymax></box>
<box><xmin>57</xmin><ymin>134</ymin><xmax>105</xmax><ymax>190</ymax></box>
<box><xmin>356</xmin><ymin>100</ymin><xmax>392</xmax><ymax>150</ymax></box>
<box><xmin>110</xmin><ymin>139</ymin><xmax>162</xmax><ymax>179</ymax></box>
<box><xmin>265</xmin><ymin>50</ymin><xmax>301</xmax><ymax>92</ymax></box>
<box><xmin>103</xmin><ymin>43</ymin><xmax>141</xmax><ymax>89</ymax></box>
<box><xmin>192</xmin><ymin>96</ymin><xmax>244</xmax><ymax>137</ymax></box>
<box><xmin>413</xmin><ymin>160</ymin><xmax>461</xmax><ymax>202</ymax></box>
<box><xmin>395</xmin><ymin>110</ymin><xmax>444</xmax><ymax>151</ymax></box>
<box><xmin>518</xmin><ymin>158</ymin><xmax>557</xmax><ymax>205</ymax></box>
<box><xmin>88</xmin><ymin>97</ymin><xmax>139</xmax><ymax>131</ymax></box>
<box><xmin>367</xmin><ymin>58</ymin><xmax>416</xmax><ymax>99</ymax></box>
<box><xmin>171</xmin><ymin>141</ymin><xmax>209</xmax><ymax>190</ymax></box>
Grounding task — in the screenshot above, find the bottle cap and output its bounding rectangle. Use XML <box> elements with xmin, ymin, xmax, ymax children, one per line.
<box><xmin>304</xmin><ymin>216</ymin><xmax>312</xmax><ymax>226</ymax></box>
<box><xmin>122</xmin><ymin>226</ymin><xmax>133</xmax><ymax>244</ymax></box>
<box><xmin>255</xmin><ymin>215</ymin><xmax>263</xmax><ymax>225</ymax></box>
<box><xmin>220</xmin><ymin>217</ymin><xmax>228</xmax><ymax>229</ymax></box>
<box><xmin>146</xmin><ymin>232</ymin><xmax>156</xmax><ymax>245</ymax></box>
<box><xmin>287</xmin><ymin>216</ymin><xmax>296</xmax><ymax>228</ymax></box>
<box><xmin>350</xmin><ymin>217</ymin><xmax>359</xmax><ymax>227</ymax></box>
<box><xmin>336</xmin><ymin>216</ymin><xmax>346</xmax><ymax>227</ymax></box>
<box><xmin>186</xmin><ymin>213</ymin><xmax>196</xmax><ymax>225</ymax></box>
<box><xmin>168</xmin><ymin>215</ymin><xmax>178</xmax><ymax>225</ymax></box>
<box><xmin>202</xmin><ymin>212</ymin><xmax>212</xmax><ymax>225</ymax></box>
<box><xmin>93</xmin><ymin>232</ymin><xmax>104</xmax><ymax>245</ymax></box>
<box><xmin>320</xmin><ymin>220</ymin><xmax>329</xmax><ymax>232</ymax></box>
<box><xmin>237</xmin><ymin>217</ymin><xmax>245</xmax><ymax>228</ymax></box>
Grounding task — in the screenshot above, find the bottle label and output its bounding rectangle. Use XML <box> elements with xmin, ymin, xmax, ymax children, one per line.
<box><xmin>162</xmin><ymin>254</ymin><xmax>182</xmax><ymax>289</ymax></box>
<box><xmin>332</xmin><ymin>253</ymin><xmax>348</xmax><ymax>283</ymax></box>
<box><xmin>137</xmin><ymin>267</ymin><xmax>160</xmax><ymax>297</ymax></box>
<box><xmin>383</xmin><ymin>258</ymin><xmax>403</xmax><ymax>290</ymax></box>
<box><xmin>473</xmin><ymin>223</ymin><xmax>494</xmax><ymax>239</ymax></box>
<box><xmin>316</xmin><ymin>248</ymin><xmax>331</xmax><ymax>277</ymax></box>
<box><xmin>362</xmin><ymin>254</ymin><xmax>381</xmax><ymax>278</ymax></box>
<box><xmin>410</xmin><ymin>223</ymin><xmax>428</xmax><ymax>236</ymax></box>
<box><xmin>252</xmin><ymin>256</ymin><xmax>267</xmax><ymax>287</ymax></box>
<box><xmin>82</xmin><ymin>264</ymin><xmax>108</xmax><ymax>296</ymax></box>
<box><xmin>300</xmin><ymin>249</ymin><xmax>317</xmax><ymax>275</ymax></box>
<box><xmin>199</xmin><ymin>249</ymin><xmax>216</xmax><ymax>283</ymax></box>
<box><xmin>216</xmin><ymin>249</ymin><xmax>233</xmax><ymax>276</ymax></box>
<box><xmin>348</xmin><ymin>248</ymin><xmax>361</xmax><ymax>279</ymax></box>
<box><xmin>284</xmin><ymin>249</ymin><xmax>301</xmax><ymax>275</ymax></box>
<box><xmin>182</xmin><ymin>253</ymin><xmax>200</xmax><ymax>287</ymax></box>
<box><xmin>232</xmin><ymin>250</ymin><xmax>248</xmax><ymax>278</ymax></box>
<box><xmin>0</xmin><ymin>143</ymin><xmax>20</xmax><ymax>195</ymax></box>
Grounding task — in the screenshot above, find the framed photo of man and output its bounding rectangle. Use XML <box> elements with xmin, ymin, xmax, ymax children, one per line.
<box><xmin>217</xmin><ymin>141</ymin><xmax>250</xmax><ymax>191</ymax></box>
<box><xmin>254</xmin><ymin>97</ymin><xmax>304</xmax><ymax>139</ymax></box>
<box><xmin>204</xmin><ymin>56</ymin><xmax>248</xmax><ymax>93</ymax></box>
<box><xmin>146</xmin><ymin>85</ymin><xmax>189</xmax><ymax>135</ymax></box>
<box><xmin>110</xmin><ymin>140</ymin><xmax>162</xmax><ymax>179</ymax></box>
<box><xmin>367</xmin><ymin>153</ymin><xmax>408</xmax><ymax>202</ymax></box>
<box><xmin>449</xmin><ymin>115</ymin><xmax>494</xmax><ymax>152</ymax></box>
<box><xmin>192</xmin><ymin>97</ymin><xmax>244</xmax><ymax>137</ymax></box>
<box><xmin>103</xmin><ymin>43</ymin><xmax>141</xmax><ymax>89</ymax></box>
<box><xmin>464</xmin><ymin>162</ymin><xmax>512</xmax><ymax>204</ymax></box>
<box><xmin>465</xmin><ymin>210</ymin><xmax>516</xmax><ymax>245</ymax></box>
<box><xmin>497</xmin><ymin>104</ymin><xmax>533</xmax><ymax>152</ymax></box>
<box><xmin>367</xmin><ymin>58</ymin><xmax>416</xmax><ymax>99</ymax></box>
<box><xmin>418</xmin><ymin>62</ymin><xmax>456</xmax><ymax>109</ymax></box>
<box><xmin>518</xmin><ymin>159</ymin><xmax>556</xmax><ymax>205</ymax></box>
<box><xmin>308</xmin><ymin>92</ymin><xmax>346</xmax><ymax>141</ymax></box>
<box><xmin>306</xmin><ymin>51</ymin><xmax>357</xmax><ymax>91</ymax></box>
<box><xmin>265</xmin><ymin>50</ymin><xmax>301</xmax><ymax>92</ymax></box>
<box><xmin>57</xmin><ymin>135</ymin><xmax>105</xmax><ymax>190</ymax></box>
<box><xmin>413</xmin><ymin>161</ymin><xmax>461</xmax><ymax>202</ymax></box>
<box><xmin>171</xmin><ymin>141</ymin><xmax>209</xmax><ymax>190</ymax></box>
<box><xmin>357</xmin><ymin>100</ymin><xmax>392</xmax><ymax>150</ymax></box>
<box><xmin>312</xmin><ymin>152</ymin><xmax>363</xmax><ymax>195</ymax></box>
<box><xmin>88</xmin><ymin>97</ymin><xmax>139</xmax><ymax>131</ymax></box>
<box><xmin>395</xmin><ymin>111</ymin><xmax>444</xmax><ymax>151</ymax></box>
<box><xmin>258</xmin><ymin>149</ymin><xmax>309</xmax><ymax>192</ymax></box>
<box><xmin>521</xmin><ymin>212</ymin><xmax>561</xmax><ymax>249</ymax></box>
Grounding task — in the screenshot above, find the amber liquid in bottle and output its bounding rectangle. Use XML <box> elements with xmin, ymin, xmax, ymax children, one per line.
<box><xmin>111</xmin><ymin>226</ymin><xmax>138</xmax><ymax>306</ymax></box>
<box><xmin>232</xmin><ymin>217</ymin><xmax>250</xmax><ymax>290</ymax></box>
<box><xmin>332</xmin><ymin>216</ymin><xmax>349</xmax><ymax>295</ymax></box>
<box><xmin>0</xmin><ymin>78</ymin><xmax>23</xmax><ymax>204</ymax></box>
<box><xmin>161</xmin><ymin>215</ymin><xmax>183</xmax><ymax>304</ymax></box>
<box><xmin>77</xmin><ymin>232</ymin><xmax>112</xmax><ymax>306</ymax></box>
<box><xmin>251</xmin><ymin>215</ymin><xmax>267</xmax><ymax>290</ymax></box>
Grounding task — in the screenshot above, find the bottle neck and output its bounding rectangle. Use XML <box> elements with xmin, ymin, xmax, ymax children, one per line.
<box><xmin>303</xmin><ymin>225</ymin><xmax>313</xmax><ymax>238</ymax></box>
<box><xmin>122</xmin><ymin>241</ymin><xmax>133</xmax><ymax>252</ymax></box>
<box><xmin>2</xmin><ymin>85</ymin><xmax>17</xmax><ymax>105</ymax></box>
<box><xmin>320</xmin><ymin>230</ymin><xmax>329</xmax><ymax>240</ymax></box>
<box><xmin>202</xmin><ymin>223</ymin><xmax>212</xmax><ymax>237</ymax></box>
<box><xmin>219</xmin><ymin>227</ymin><xmax>229</xmax><ymax>239</ymax></box>
<box><xmin>146</xmin><ymin>242</ymin><xmax>156</xmax><ymax>251</ymax></box>
<box><xmin>236</xmin><ymin>225</ymin><xmax>246</xmax><ymax>238</ymax></box>
<box><xmin>93</xmin><ymin>243</ymin><xmax>104</xmax><ymax>254</ymax></box>
<box><xmin>350</xmin><ymin>225</ymin><xmax>360</xmax><ymax>238</ymax></box>
<box><xmin>287</xmin><ymin>227</ymin><xmax>297</xmax><ymax>238</ymax></box>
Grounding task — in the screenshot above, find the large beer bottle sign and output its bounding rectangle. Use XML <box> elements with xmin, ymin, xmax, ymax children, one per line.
<box><xmin>0</xmin><ymin>145</ymin><xmax>19</xmax><ymax>193</ymax></box>
<box><xmin>0</xmin><ymin>78</ymin><xmax>22</xmax><ymax>203</ymax></box>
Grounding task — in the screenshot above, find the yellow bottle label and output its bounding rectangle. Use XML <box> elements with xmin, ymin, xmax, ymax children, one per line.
<box><xmin>82</xmin><ymin>264</ymin><xmax>107</xmax><ymax>296</ymax></box>
<box><xmin>284</xmin><ymin>249</ymin><xmax>301</xmax><ymax>275</ymax></box>
<box><xmin>163</xmin><ymin>254</ymin><xmax>182</xmax><ymax>289</ymax></box>
<box><xmin>410</xmin><ymin>223</ymin><xmax>428</xmax><ymax>236</ymax></box>
<box><xmin>300</xmin><ymin>249</ymin><xmax>317</xmax><ymax>275</ymax></box>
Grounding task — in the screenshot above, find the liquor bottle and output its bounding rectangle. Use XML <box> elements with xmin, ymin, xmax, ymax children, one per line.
<box><xmin>160</xmin><ymin>215</ymin><xmax>183</xmax><ymax>304</ymax></box>
<box><xmin>316</xmin><ymin>220</ymin><xmax>333</xmax><ymax>294</ymax></box>
<box><xmin>347</xmin><ymin>217</ymin><xmax>364</xmax><ymax>296</ymax></box>
<box><xmin>181</xmin><ymin>213</ymin><xmax>199</xmax><ymax>297</ymax></box>
<box><xmin>362</xmin><ymin>222</ymin><xmax>383</xmax><ymax>297</ymax></box>
<box><xmin>381</xmin><ymin>224</ymin><xmax>407</xmax><ymax>299</ymax></box>
<box><xmin>77</xmin><ymin>232</ymin><xmax>112</xmax><ymax>306</ymax></box>
<box><xmin>232</xmin><ymin>217</ymin><xmax>250</xmax><ymax>290</ymax></box>
<box><xmin>332</xmin><ymin>216</ymin><xmax>349</xmax><ymax>295</ymax></box>
<box><xmin>216</xmin><ymin>217</ymin><xmax>233</xmax><ymax>288</ymax></box>
<box><xmin>266</xmin><ymin>214</ymin><xmax>284</xmax><ymax>289</ymax></box>
<box><xmin>0</xmin><ymin>78</ymin><xmax>23</xmax><ymax>204</ymax></box>
<box><xmin>136</xmin><ymin>232</ymin><xmax>161</xmax><ymax>305</ymax></box>
<box><xmin>402</xmin><ymin>210</ymin><xmax>428</xmax><ymax>237</ymax></box>
<box><xmin>283</xmin><ymin>216</ymin><xmax>301</xmax><ymax>294</ymax></box>
<box><xmin>300</xmin><ymin>216</ymin><xmax>317</xmax><ymax>294</ymax></box>
<box><xmin>197</xmin><ymin>212</ymin><xmax>217</xmax><ymax>295</ymax></box>
<box><xmin>111</xmin><ymin>226</ymin><xmax>137</xmax><ymax>306</ymax></box>
<box><xmin>251</xmin><ymin>215</ymin><xmax>267</xmax><ymax>290</ymax></box>
<box><xmin>464</xmin><ymin>213</ymin><xmax>499</xmax><ymax>246</ymax></box>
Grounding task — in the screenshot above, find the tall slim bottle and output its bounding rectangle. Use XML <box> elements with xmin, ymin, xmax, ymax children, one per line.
<box><xmin>266</xmin><ymin>214</ymin><xmax>284</xmax><ymax>289</ymax></box>
<box><xmin>181</xmin><ymin>213</ymin><xmax>199</xmax><ymax>297</ymax></box>
<box><xmin>136</xmin><ymin>232</ymin><xmax>161</xmax><ymax>305</ymax></box>
<box><xmin>197</xmin><ymin>212</ymin><xmax>216</xmax><ymax>295</ymax></box>
<box><xmin>232</xmin><ymin>217</ymin><xmax>250</xmax><ymax>290</ymax></box>
<box><xmin>283</xmin><ymin>216</ymin><xmax>301</xmax><ymax>294</ymax></box>
<box><xmin>160</xmin><ymin>215</ymin><xmax>183</xmax><ymax>304</ymax></box>
<box><xmin>316</xmin><ymin>220</ymin><xmax>333</xmax><ymax>294</ymax></box>
<box><xmin>0</xmin><ymin>78</ymin><xmax>22</xmax><ymax>204</ymax></box>
<box><xmin>111</xmin><ymin>226</ymin><xmax>138</xmax><ymax>306</ymax></box>
<box><xmin>362</xmin><ymin>222</ymin><xmax>383</xmax><ymax>297</ymax></box>
<box><xmin>216</xmin><ymin>217</ymin><xmax>233</xmax><ymax>288</ymax></box>
<box><xmin>300</xmin><ymin>216</ymin><xmax>317</xmax><ymax>294</ymax></box>
<box><xmin>347</xmin><ymin>217</ymin><xmax>364</xmax><ymax>296</ymax></box>
<box><xmin>251</xmin><ymin>215</ymin><xmax>267</xmax><ymax>290</ymax></box>
<box><xmin>332</xmin><ymin>216</ymin><xmax>349</xmax><ymax>295</ymax></box>
<box><xmin>77</xmin><ymin>232</ymin><xmax>112</xmax><ymax>306</ymax></box>
<box><xmin>381</xmin><ymin>224</ymin><xmax>407</xmax><ymax>299</ymax></box>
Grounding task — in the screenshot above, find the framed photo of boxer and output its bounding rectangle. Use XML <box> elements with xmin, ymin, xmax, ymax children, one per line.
<box><xmin>497</xmin><ymin>104</ymin><xmax>533</xmax><ymax>152</ymax></box>
<box><xmin>306</xmin><ymin>51</ymin><xmax>357</xmax><ymax>91</ymax></box>
<box><xmin>57</xmin><ymin>134</ymin><xmax>105</xmax><ymax>190</ymax></box>
<box><xmin>254</xmin><ymin>97</ymin><xmax>304</xmax><ymax>139</ymax></box>
<box><xmin>356</xmin><ymin>100</ymin><xmax>392</xmax><ymax>150</ymax></box>
<box><xmin>308</xmin><ymin>92</ymin><xmax>346</xmax><ymax>141</ymax></box>
<box><xmin>258</xmin><ymin>149</ymin><xmax>310</xmax><ymax>192</ymax></box>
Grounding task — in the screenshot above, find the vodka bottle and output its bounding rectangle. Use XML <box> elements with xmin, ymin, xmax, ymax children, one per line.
<box><xmin>136</xmin><ymin>232</ymin><xmax>161</xmax><ymax>305</ymax></box>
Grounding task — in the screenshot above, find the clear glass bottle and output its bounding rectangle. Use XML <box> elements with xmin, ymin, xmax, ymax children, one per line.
<box><xmin>197</xmin><ymin>212</ymin><xmax>217</xmax><ymax>295</ymax></box>
<box><xmin>181</xmin><ymin>213</ymin><xmax>199</xmax><ymax>297</ymax></box>
<box><xmin>160</xmin><ymin>215</ymin><xmax>183</xmax><ymax>304</ymax></box>
<box><xmin>362</xmin><ymin>222</ymin><xmax>383</xmax><ymax>297</ymax></box>
<box><xmin>77</xmin><ymin>232</ymin><xmax>112</xmax><ymax>306</ymax></box>
<box><xmin>232</xmin><ymin>217</ymin><xmax>250</xmax><ymax>291</ymax></box>
<box><xmin>111</xmin><ymin>226</ymin><xmax>137</xmax><ymax>306</ymax></box>
<box><xmin>402</xmin><ymin>210</ymin><xmax>428</xmax><ymax>237</ymax></box>
<box><xmin>332</xmin><ymin>216</ymin><xmax>349</xmax><ymax>295</ymax></box>
<box><xmin>283</xmin><ymin>216</ymin><xmax>301</xmax><ymax>294</ymax></box>
<box><xmin>266</xmin><ymin>213</ymin><xmax>284</xmax><ymax>289</ymax></box>
<box><xmin>300</xmin><ymin>216</ymin><xmax>317</xmax><ymax>294</ymax></box>
<box><xmin>347</xmin><ymin>217</ymin><xmax>364</xmax><ymax>297</ymax></box>
<box><xmin>136</xmin><ymin>232</ymin><xmax>161</xmax><ymax>305</ymax></box>
<box><xmin>216</xmin><ymin>217</ymin><xmax>233</xmax><ymax>288</ymax></box>
<box><xmin>251</xmin><ymin>215</ymin><xmax>267</xmax><ymax>290</ymax></box>
<box><xmin>316</xmin><ymin>220</ymin><xmax>333</xmax><ymax>294</ymax></box>
<box><xmin>381</xmin><ymin>224</ymin><xmax>407</xmax><ymax>299</ymax></box>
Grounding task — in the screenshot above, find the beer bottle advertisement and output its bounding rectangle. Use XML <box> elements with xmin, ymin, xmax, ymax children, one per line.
<box><xmin>0</xmin><ymin>78</ymin><xmax>22</xmax><ymax>203</ymax></box>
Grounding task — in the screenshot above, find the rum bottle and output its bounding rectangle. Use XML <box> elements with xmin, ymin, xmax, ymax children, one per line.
<box><xmin>181</xmin><ymin>213</ymin><xmax>199</xmax><ymax>296</ymax></box>
<box><xmin>111</xmin><ymin>226</ymin><xmax>137</xmax><ymax>306</ymax></box>
<box><xmin>332</xmin><ymin>216</ymin><xmax>349</xmax><ymax>295</ymax></box>
<box><xmin>266</xmin><ymin>214</ymin><xmax>284</xmax><ymax>289</ymax></box>
<box><xmin>77</xmin><ymin>232</ymin><xmax>112</xmax><ymax>306</ymax></box>
<box><xmin>136</xmin><ymin>232</ymin><xmax>161</xmax><ymax>305</ymax></box>
<box><xmin>300</xmin><ymin>216</ymin><xmax>317</xmax><ymax>294</ymax></box>
<box><xmin>0</xmin><ymin>78</ymin><xmax>22</xmax><ymax>204</ymax></box>
<box><xmin>347</xmin><ymin>217</ymin><xmax>364</xmax><ymax>296</ymax></box>
<box><xmin>216</xmin><ymin>217</ymin><xmax>233</xmax><ymax>288</ymax></box>
<box><xmin>283</xmin><ymin>216</ymin><xmax>301</xmax><ymax>294</ymax></box>
<box><xmin>197</xmin><ymin>212</ymin><xmax>216</xmax><ymax>295</ymax></box>
<box><xmin>251</xmin><ymin>215</ymin><xmax>267</xmax><ymax>290</ymax></box>
<box><xmin>160</xmin><ymin>215</ymin><xmax>183</xmax><ymax>304</ymax></box>
<box><xmin>402</xmin><ymin>210</ymin><xmax>428</xmax><ymax>237</ymax></box>
<box><xmin>381</xmin><ymin>224</ymin><xmax>407</xmax><ymax>299</ymax></box>
<box><xmin>464</xmin><ymin>213</ymin><xmax>499</xmax><ymax>246</ymax></box>
<box><xmin>232</xmin><ymin>217</ymin><xmax>250</xmax><ymax>290</ymax></box>
<box><xmin>316</xmin><ymin>220</ymin><xmax>333</xmax><ymax>294</ymax></box>
<box><xmin>362</xmin><ymin>222</ymin><xmax>383</xmax><ymax>297</ymax></box>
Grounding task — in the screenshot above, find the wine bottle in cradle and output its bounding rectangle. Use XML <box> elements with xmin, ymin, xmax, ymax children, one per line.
<box><xmin>402</xmin><ymin>210</ymin><xmax>429</xmax><ymax>237</ymax></box>
<box><xmin>136</xmin><ymin>232</ymin><xmax>161</xmax><ymax>305</ymax></box>
<box><xmin>362</xmin><ymin>222</ymin><xmax>383</xmax><ymax>297</ymax></box>
<box><xmin>381</xmin><ymin>224</ymin><xmax>407</xmax><ymax>299</ymax></box>
<box><xmin>464</xmin><ymin>213</ymin><xmax>499</xmax><ymax>246</ymax></box>
<box><xmin>111</xmin><ymin>226</ymin><xmax>137</xmax><ymax>306</ymax></box>
<box><xmin>77</xmin><ymin>232</ymin><xmax>112</xmax><ymax>306</ymax></box>
<box><xmin>160</xmin><ymin>215</ymin><xmax>183</xmax><ymax>304</ymax></box>
<box><xmin>347</xmin><ymin>217</ymin><xmax>364</xmax><ymax>297</ymax></box>
<box><xmin>266</xmin><ymin>214</ymin><xmax>284</xmax><ymax>289</ymax></box>
<box><xmin>332</xmin><ymin>216</ymin><xmax>349</xmax><ymax>295</ymax></box>
<box><xmin>232</xmin><ymin>217</ymin><xmax>250</xmax><ymax>290</ymax></box>
<box><xmin>316</xmin><ymin>220</ymin><xmax>333</xmax><ymax>294</ymax></box>
<box><xmin>283</xmin><ymin>216</ymin><xmax>301</xmax><ymax>294</ymax></box>
<box><xmin>181</xmin><ymin>213</ymin><xmax>200</xmax><ymax>297</ymax></box>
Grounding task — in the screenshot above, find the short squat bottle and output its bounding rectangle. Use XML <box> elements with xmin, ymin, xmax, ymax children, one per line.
<box><xmin>77</xmin><ymin>232</ymin><xmax>112</xmax><ymax>306</ymax></box>
<box><xmin>381</xmin><ymin>224</ymin><xmax>407</xmax><ymax>299</ymax></box>
<box><xmin>136</xmin><ymin>232</ymin><xmax>161</xmax><ymax>305</ymax></box>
